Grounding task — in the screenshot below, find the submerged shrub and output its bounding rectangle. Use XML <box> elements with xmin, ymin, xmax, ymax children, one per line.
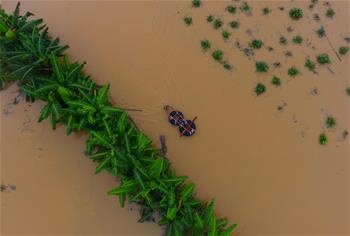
<box><xmin>212</xmin><ymin>50</ymin><xmax>224</xmax><ymax>61</ymax></box>
<box><xmin>305</xmin><ymin>58</ymin><xmax>316</xmax><ymax>71</ymax></box>
<box><xmin>289</xmin><ymin>8</ymin><xmax>303</xmax><ymax>20</ymax></box>
<box><xmin>229</xmin><ymin>20</ymin><xmax>240</xmax><ymax>29</ymax></box>
<box><xmin>255</xmin><ymin>83</ymin><xmax>266</xmax><ymax>96</ymax></box>
<box><xmin>255</xmin><ymin>62</ymin><xmax>269</xmax><ymax>72</ymax></box>
<box><xmin>249</xmin><ymin>39</ymin><xmax>263</xmax><ymax>49</ymax></box>
<box><xmin>200</xmin><ymin>40</ymin><xmax>211</xmax><ymax>51</ymax></box>
<box><xmin>184</xmin><ymin>17</ymin><xmax>193</xmax><ymax>26</ymax></box>
<box><xmin>319</xmin><ymin>133</ymin><xmax>328</xmax><ymax>145</ymax></box>
<box><xmin>339</xmin><ymin>46</ymin><xmax>349</xmax><ymax>55</ymax></box>
<box><xmin>317</xmin><ymin>53</ymin><xmax>330</xmax><ymax>64</ymax></box>
<box><xmin>293</xmin><ymin>35</ymin><xmax>303</xmax><ymax>44</ymax></box>
<box><xmin>271</xmin><ymin>76</ymin><xmax>281</xmax><ymax>86</ymax></box>
<box><xmin>288</xmin><ymin>66</ymin><xmax>299</xmax><ymax>76</ymax></box>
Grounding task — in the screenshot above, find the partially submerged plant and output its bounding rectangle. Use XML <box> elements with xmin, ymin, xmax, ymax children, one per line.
<box><xmin>293</xmin><ymin>35</ymin><xmax>303</xmax><ymax>44</ymax></box>
<box><xmin>326</xmin><ymin>116</ymin><xmax>336</xmax><ymax>128</ymax></box>
<box><xmin>319</xmin><ymin>133</ymin><xmax>328</xmax><ymax>145</ymax></box>
<box><xmin>229</xmin><ymin>20</ymin><xmax>240</xmax><ymax>29</ymax></box>
<box><xmin>200</xmin><ymin>40</ymin><xmax>211</xmax><ymax>51</ymax></box>
<box><xmin>213</xmin><ymin>19</ymin><xmax>223</xmax><ymax>29</ymax></box>
<box><xmin>305</xmin><ymin>58</ymin><xmax>316</xmax><ymax>71</ymax></box>
<box><xmin>212</xmin><ymin>50</ymin><xmax>224</xmax><ymax>61</ymax></box>
<box><xmin>255</xmin><ymin>83</ymin><xmax>266</xmax><ymax>96</ymax></box>
<box><xmin>326</xmin><ymin>8</ymin><xmax>335</xmax><ymax>18</ymax></box>
<box><xmin>271</xmin><ymin>76</ymin><xmax>281</xmax><ymax>86</ymax></box>
<box><xmin>339</xmin><ymin>46</ymin><xmax>349</xmax><ymax>55</ymax></box>
<box><xmin>289</xmin><ymin>8</ymin><xmax>303</xmax><ymax>20</ymax></box>
<box><xmin>279</xmin><ymin>36</ymin><xmax>287</xmax><ymax>45</ymax></box>
<box><xmin>317</xmin><ymin>53</ymin><xmax>330</xmax><ymax>64</ymax></box>
<box><xmin>184</xmin><ymin>16</ymin><xmax>193</xmax><ymax>26</ymax></box>
<box><xmin>262</xmin><ymin>7</ymin><xmax>271</xmax><ymax>15</ymax></box>
<box><xmin>226</xmin><ymin>5</ymin><xmax>237</xmax><ymax>14</ymax></box>
<box><xmin>255</xmin><ymin>62</ymin><xmax>269</xmax><ymax>72</ymax></box>
<box><xmin>206</xmin><ymin>15</ymin><xmax>214</xmax><ymax>22</ymax></box>
<box><xmin>249</xmin><ymin>39</ymin><xmax>263</xmax><ymax>49</ymax></box>
<box><xmin>288</xmin><ymin>66</ymin><xmax>299</xmax><ymax>76</ymax></box>
<box><xmin>222</xmin><ymin>31</ymin><xmax>231</xmax><ymax>40</ymax></box>
<box><xmin>192</xmin><ymin>0</ymin><xmax>201</xmax><ymax>8</ymax></box>
<box><xmin>316</xmin><ymin>26</ymin><xmax>326</xmax><ymax>38</ymax></box>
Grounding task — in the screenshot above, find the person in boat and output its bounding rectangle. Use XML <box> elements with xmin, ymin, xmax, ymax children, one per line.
<box><xmin>164</xmin><ymin>105</ymin><xmax>197</xmax><ymax>137</ymax></box>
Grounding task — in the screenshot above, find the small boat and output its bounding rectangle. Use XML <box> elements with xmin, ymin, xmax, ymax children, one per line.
<box><xmin>164</xmin><ymin>105</ymin><xmax>197</xmax><ymax>137</ymax></box>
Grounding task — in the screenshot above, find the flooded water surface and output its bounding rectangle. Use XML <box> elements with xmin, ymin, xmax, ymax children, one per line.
<box><xmin>1</xmin><ymin>1</ymin><xmax>349</xmax><ymax>235</ymax></box>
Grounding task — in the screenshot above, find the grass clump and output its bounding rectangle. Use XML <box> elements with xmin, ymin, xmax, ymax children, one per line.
<box><xmin>289</xmin><ymin>8</ymin><xmax>303</xmax><ymax>20</ymax></box>
<box><xmin>255</xmin><ymin>83</ymin><xmax>266</xmax><ymax>96</ymax></box>
<box><xmin>262</xmin><ymin>7</ymin><xmax>271</xmax><ymax>15</ymax></box>
<box><xmin>339</xmin><ymin>46</ymin><xmax>349</xmax><ymax>55</ymax></box>
<box><xmin>319</xmin><ymin>133</ymin><xmax>328</xmax><ymax>145</ymax></box>
<box><xmin>249</xmin><ymin>39</ymin><xmax>263</xmax><ymax>49</ymax></box>
<box><xmin>222</xmin><ymin>31</ymin><xmax>231</xmax><ymax>40</ymax></box>
<box><xmin>226</xmin><ymin>5</ymin><xmax>237</xmax><ymax>14</ymax></box>
<box><xmin>184</xmin><ymin>17</ymin><xmax>193</xmax><ymax>26</ymax></box>
<box><xmin>192</xmin><ymin>0</ymin><xmax>201</xmax><ymax>8</ymax></box>
<box><xmin>326</xmin><ymin>8</ymin><xmax>335</xmax><ymax>18</ymax></box>
<box><xmin>229</xmin><ymin>20</ymin><xmax>240</xmax><ymax>29</ymax></box>
<box><xmin>288</xmin><ymin>66</ymin><xmax>299</xmax><ymax>77</ymax></box>
<box><xmin>293</xmin><ymin>35</ymin><xmax>303</xmax><ymax>44</ymax></box>
<box><xmin>271</xmin><ymin>76</ymin><xmax>281</xmax><ymax>86</ymax></box>
<box><xmin>206</xmin><ymin>15</ymin><xmax>214</xmax><ymax>22</ymax></box>
<box><xmin>212</xmin><ymin>50</ymin><xmax>223</xmax><ymax>61</ymax></box>
<box><xmin>316</xmin><ymin>26</ymin><xmax>326</xmax><ymax>38</ymax></box>
<box><xmin>326</xmin><ymin>116</ymin><xmax>336</xmax><ymax>128</ymax></box>
<box><xmin>317</xmin><ymin>53</ymin><xmax>330</xmax><ymax>64</ymax></box>
<box><xmin>279</xmin><ymin>36</ymin><xmax>287</xmax><ymax>45</ymax></box>
<box><xmin>200</xmin><ymin>40</ymin><xmax>211</xmax><ymax>51</ymax></box>
<box><xmin>213</xmin><ymin>19</ymin><xmax>223</xmax><ymax>29</ymax></box>
<box><xmin>255</xmin><ymin>61</ymin><xmax>269</xmax><ymax>72</ymax></box>
<box><xmin>305</xmin><ymin>58</ymin><xmax>316</xmax><ymax>71</ymax></box>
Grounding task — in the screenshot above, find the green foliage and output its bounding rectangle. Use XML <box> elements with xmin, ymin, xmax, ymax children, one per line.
<box><xmin>326</xmin><ymin>116</ymin><xmax>336</xmax><ymax>128</ymax></box>
<box><xmin>213</xmin><ymin>19</ymin><xmax>223</xmax><ymax>29</ymax></box>
<box><xmin>316</xmin><ymin>26</ymin><xmax>326</xmax><ymax>38</ymax></box>
<box><xmin>293</xmin><ymin>35</ymin><xmax>303</xmax><ymax>44</ymax></box>
<box><xmin>326</xmin><ymin>8</ymin><xmax>335</xmax><ymax>18</ymax></box>
<box><xmin>184</xmin><ymin>16</ymin><xmax>193</xmax><ymax>26</ymax></box>
<box><xmin>229</xmin><ymin>20</ymin><xmax>239</xmax><ymax>29</ymax></box>
<box><xmin>222</xmin><ymin>31</ymin><xmax>231</xmax><ymax>40</ymax></box>
<box><xmin>223</xmin><ymin>63</ymin><xmax>232</xmax><ymax>70</ymax></box>
<box><xmin>319</xmin><ymin>133</ymin><xmax>328</xmax><ymax>145</ymax></box>
<box><xmin>305</xmin><ymin>58</ymin><xmax>316</xmax><ymax>71</ymax></box>
<box><xmin>200</xmin><ymin>40</ymin><xmax>211</xmax><ymax>51</ymax></box>
<box><xmin>207</xmin><ymin>15</ymin><xmax>214</xmax><ymax>23</ymax></box>
<box><xmin>255</xmin><ymin>62</ymin><xmax>269</xmax><ymax>72</ymax></box>
<box><xmin>249</xmin><ymin>39</ymin><xmax>263</xmax><ymax>49</ymax></box>
<box><xmin>255</xmin><ymin>83</ymin><xmax>266</xmax><ymax>96</ymax></box>
<box><xmin>212</xmin><ymin>50</ymin><xmax>223</xmax><ymax>61</ymax></box>
<box><xmin>0</xmin><ymin>4</ymin><xmax>237</xmax><ymax>235</ymax></box>
<box><xmin>339</xmin><ymin>46</ymin><xmax>349</xmax><ymax>55</ymax></box>
<box><xmin>271</xmin><ymin>76</ymin><xmax>281</xmax><ymax>86</ymax></box>
<box><xmin>192</xmin><ymin>0</ymin><xmax>201</xmax><ymax>8</ymax></box>
<box><xmin>317</xmin><ymin>53</ymin><xmax>330</xmax><ymax>64</ymax></box>
<box><xmin>279</xmin><ymin>36</ymin><xmax>287</xmax><ymax>45</ymax></box>
<box><xmin>226</xmin><ymin>5</ymin><xmax>237</xmax><ymax>14</ymax></box>
<box><xmin>289</xmin><ymin>8</ymin><xmax>303</xmax><ymax>20</ymax></box>
<box><xmin>347</xmin><ymin>87</ymin><xmax>350</xmax><ymax>96</ymax></box>
<box><xmin>241</xmin><ymin>2</ymin><xmax>251</xmax><ymax>13</ymax></box>
<box><xmin>288</xmin><ymin>66</ymin><xmax>299</xmax><ymax>76</ymax></box>
<box><xmin>262</xmin><ymin>7</ymin><xmax>271</xmax><ymax>15</ymax></box>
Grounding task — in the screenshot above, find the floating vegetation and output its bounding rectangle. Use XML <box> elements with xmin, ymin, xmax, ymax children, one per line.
<box><xmin>279</xmin><ymin>36</ymin><xmax>287</xmax><ymax>45</ymax></box>
<box><xmin>319</xmin><ymin>133</ymin><xmax>328</xmax><ymax>145</ymax></box>
<box><xmin>326</xmin><ymin>116</ymin><xmax>336</xmax><ymax>128</ymax></box>
<box><xmin>288</xmin><ymin>66</ymin><xmax>299</xmax><ymax>76</ymax></box>
<box><xmin>293</xmin><ymin>35</ymin><xmax>303</xmax><ymax>44</ymax></box>
<box><xmin>249</xmin><ymin>39</ymin><xmax>263</xmax><ymax>49</ymax></box>
<box><xmin>222</xmin><ymin>31</ymin><xmax>231</xmax><ymax>40</ymax></box>
<box><xmin>255</xmin><ymin>62</ymin><xmax>269</xmax><ymax>72</ymax></box>
<box><xmin>326</xmin><ymin>8</ymin><xmax>335</xmax><ymax>18</ymax></box>
<box><xmin>339</xmin><ymin>46</ymin><xmax>349</xmax><ymax>55</ymax></box>
<box><xmin>347</xmin><ymin>87</ymin><xmax>350</xmax><ymax>96</ymax></box>
<box><xmin>226</xmin><ymin>5</ymin><xmax>237</xmax><ymax>14</ymax></box>
<box><xmin>289</xmin><ymin>8</ymin><xmax>303</xmax><ymax>20</ymax></box>
<box><xmin>262</xmin><ymin>7</ymin><xmax>271</xmax><ymax>15</ymax></box>
<box><xmin>316</xmin><ymin>26</ymin><xmax>326</xmax><ymax>38</ymax></box>
<box><xmin>305</xmin><ymin>58</ymin><xmax>316</xmax><ymax>71</ymax></box>
<box><xmin>212</xmin><ymin>50</ymin><xmax>224</xmax><ymax>61</ymax></box>
<box><xmin>229</xmin><ymin>20</ymin><xmax>240</xmax><ymax>29</ymax></box>
<box><xmin>255</xmin><ymin>83</ymin><xmax>266</xmax><ymax>96</ymax></box>
<box><xmin>271</xmin><ymin>76</ymin><xmax>281</xmax><ymax>86</ymax></box>
<box><xmin>213</xmin><ymin>19</ymin><xmax>223</xmax><ymax>29</ymax></box>
<box><xmin>317</xmin><ymin>53</ymin><xmax>330</xmax><ymax>64</ymax></box>
<box><xmin>184</xmin><ymin>16</ymin><xmax>193</xmax><ymax>26</ymax></box>
<box><xmin>223</xmin><ymin>62</ymin><xmax>233</xmax><ymax>70</ymax></box>
<box><xmin>206</xmin><ymin>15</ymin><xmax>214</xmax><ymax>22</ymax></box>
<box><xmin>200</xmin><ymin>40</ymin><xmax>211</xmax><ymax>51</ymax></box>
<box><xmin>192</xmin><ymin>0</ymin><xmax>201</xmax><ymax>8</ymax></box>
<box><xmin>285</xmin><ymin>51</ymin><xmax>293</xmax><ymax>57</ymax></box>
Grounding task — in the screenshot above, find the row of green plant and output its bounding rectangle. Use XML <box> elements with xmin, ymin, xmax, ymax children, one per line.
<box><xmin>0</xmin><ymin>3</ymin><xmax>237</xmax><ymax>235</ymax></box>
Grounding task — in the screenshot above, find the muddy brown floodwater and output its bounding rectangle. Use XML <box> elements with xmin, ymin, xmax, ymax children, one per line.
<box><xmin>0</xmin><ymin>1</ymin><xmax>349</xmax><ymax>235</ymax></box>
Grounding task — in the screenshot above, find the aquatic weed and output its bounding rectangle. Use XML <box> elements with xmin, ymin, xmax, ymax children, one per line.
<box><xmin>226</xmin><ymin>5</ymin><xmax>237</xmax><ymax>14</ymax></box>
<box><xmin>319</xmin><ymin>133</ymin><xmax>328</xmax><ymax>145</ymax></box>
<box><xmin>212</xmin><ymin>50</ymin><xmax>223</xmax><ymax>61</ymax></box>
<box><xmin>249</xmin><ymin>39</ymin><xmax>263</xmax><ymax>49</ymax></box>
<box><xmin>293</xmin><ymin>35</ymin><xmax>303</xmax><ymax>44</ymax></box>
<box><xmin>339</xmin><ymin>46</ymin><xmax>349</xmax><ymax>55</ymax></box>
<box><xmin>289</xmin><ymin>8</ymin><xmax>303</xmax><ymax>20</ymax></box>
<box><xmin>222</xmin><ymin>31</ymin><xmax>231</xmax><ymax>40</ymax></box>
<box><xmin>213</xmin><ymin>19</ymin><xmax>223</xmax><ymax>29</ymax></box>
<box><xmin>279</xmin><ymin>36</ymin><xmax>287</xmax><ymax>45</ymax></box>
<box><xmin>207</xmin><ymin>15</ymin><xmax>214</xmax><ymax>23</ymax></box>
<box><xmin>271</xmin><ymin>76</ymin><xmax>281</xmax><ymax>86</ymax></box>
<box><xmin>317</xmin><ymin>53</ymin><xmax>330</xmax><ymax>64</ymax></box>
<box><xmin>229</xmin><ymin>20</ymin><xmax>240</xmax><ymax>29</ymax></box>
<box><xmin>184</xmin><ymin>17</ymin><xmax>193</xmax><ymax>26</ymax></box>
<box><xmin>255</xmin><ymin>62</ymin><xmax>269</xmax><ymax>72</ymax></box>
<box><xmin>326</xmin><ymin>116</ymin><xmax>336</xmax><ymax>128</ymax></box>
<box><xmin>305</xmin><ymin>58</ymin><xmax>316</xmax><ymax>71</ymax></box>
<box><xmin>288</xmin><ymin>66</ymin><xmax>299</xmax><ymax>76</ymax></box>
<box><xmin>192</xmin><ymin>0</ymin><xmax>201</xmax><ymax>8</ymax></box>
<box><xmin>255</xmin><ymin>83</ymin><xmax>266</xmax><ymax>96</ymax></box>
<box><xmin>200</xmin><ymin>40</ymin><xmax>211</xmax><ymax>51</ymax></box>
<box><xmin>326</xmin><ymin>8</ymin><xmax>335</xmax><ymax>18</ymax></box>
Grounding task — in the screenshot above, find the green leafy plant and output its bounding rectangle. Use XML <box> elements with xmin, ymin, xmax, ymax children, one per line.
<box><xmin>206</xmin><ymin>15</ymin><xmax>214</xmax><ymax>23</ymax></box>
<box><xmin>192</xmin><ymin>0</ymin><xmax>201</xmax><ymax>8</ymax></box>
<box><xmin>249</xmin><ymin>39</ymin><xmax>263</xmax><ymax>49</ymax></box>
<box><xmin>319</xmin><ymin>133</ymin><xmax>328</xmax><ymax>145</ymax></box>
<box><xmin>305</xmin><ymin>58</ymin><xmax>316</xmax><ymax>71</ymax></box>
<box><xmin>289</xmin><ymin>8</ymin><xmax>303</xmax><ymax>20</ymax></box>
<box><xmin>326</xmin><ymin>8</ymin><xmax>335</xmax><ymax>18</ymax></box>
<box><xmin>279</xmin><ymin>36</ymin><xmax>287</xmax><ymax>45</ymax></box>
<box><xmin>255</xmin><ymin>83</ymin><xmax>266</xmax><ymax>96</ymax></box>
<box><xmin>0</xmin><ymin>4</ymin><xmax>237</xmax><ymax>236</ymax></box>
<box><xmin>262</xmin><ymin>7</ymin><xmax>271</xmax><ymax>15</ymax></box>
<box><xmin>229</xmin><ymin>20</ymin><xmax>239</xmax><ymax>29</ymax></box>
<box><xmin>339</xmin><ymin>46</ymin><xmax>349</xmax><ymax>55</ymax></box>
<box><xmin>200</xmin><ymin>40</ymin><xmax>211</xmax><ymax>51</ymax></box>
<box><xmin>255</xmin><ymin>62</ymin><xmax>269</xmax><ymax>72</ymax></box>
<box><xmin>271</xmin><ymin>76</ymin><xmax>281</xmax><ymax>86</ymax></box>
<box><xmin>226</xmin><ymin>5</ymin><xmax>237</xmax><ymax>14</ymax></box>
<box><xmin>326</xmin><ymin>116</ymin><xmax>336</xmax><ymax>128</ymax></box>
<box><xmin>212</xmin><ymin>50</ymin><xmax>223</xmax><ymax>61</ymax></box>
<box><xmin>222</xmin><ymin>31</ymin><xmax>231</xmax><ymax>40</ymax></box>
<box><xmin>241</xmin><ymin>2</ymin><xmax>251</xmax><ymax>13</ymax></box>
<box><xmin>223</xmin><ymin>63</ymin><xmax>232</xmax><ymax>70</ymax></box>
<box><xmin>293</xmin><ymin>35</ymin><xmax>303</xmax><ymax>44</ymax></box>
<box><xmin>213</xmin><ymin>19</ymin><xmax>223</xmax><ymax>29</ymax></box>
<box><xmin>184</xmin><ymin>16</ymin><xmax>193</xmax><ymax>26</ymax></box>
<box><xmin>288</xmin><ymin>66</ymin><xmax>299</xmax><ymax>76</ymax></box>
<box><xmin>317</xmin><ymin>53</ymin><xmax>330</xmax><ymax>64</ymax></box>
